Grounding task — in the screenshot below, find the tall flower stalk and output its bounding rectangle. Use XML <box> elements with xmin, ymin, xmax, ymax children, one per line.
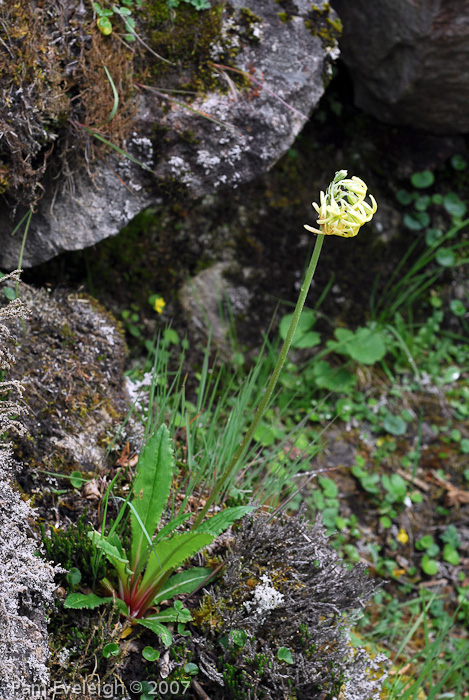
<box><xmin>193</xmin><ymin>170</ymin><xmax>377</xmax><ymax>527</ymax></box>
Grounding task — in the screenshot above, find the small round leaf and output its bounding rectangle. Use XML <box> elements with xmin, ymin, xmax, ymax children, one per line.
<box><xmin>396</xmin><ymin>189</ymin><xmax>413</xmax><ymax>205</ymax></box>
<box><xmin>449</xmin><ymin>299</ymin><xmax>466</xmax><ymax>317</ymax></box>
<box><xmin>443</xmin><ymin>192</ymin><xmax>467</xmax><ymax>218</ymax></box>
<box><xmin>183</xmin><ymin>663</ymin><xmax>199</xmax><ymax>675</ymax></box>
<box><xmin>421</xmin><ymin>555</ymin><xmax>438</xmax><ymax>576</ymax></box>
<box><xmin>411</xmin><ymin>171</ymin><xmax>434</xmax><ymax>189</ymax></box>
<box><xmin>450</xmin><ymin>154</ymin><xmax>467</xmax><ymax>171</ymax></box>
<box><xmin>435</xmin><ymin>248</ymin><xmax>456</xmax><ymax>267</ymax></box>
<box><xmin>425</xmin><ymin>228</ymin><xmax>443</xmax><ymax>246</ymax></box>
<box><xmin>102</xmin><ymin>642</ymin><xmax>120</xmax><ymax>658</ymax></box>
<box><xmin>414</xmin><ymin>195</ymin><xmax>431</xmax><ymax>212</ymax></box>
<box><xmin>97</xmin><ymin>16</ymin><xmax>113</xmax><ymax>35</ymax></box>
<box><xmin>403</xmin><ymin>212</ymin><xmax>430</xmax><ymax>230</ymax></box>
<box><xmin>3</xmin><ymin>286</ymin><xmax>16</xmax><ymax>300</ymax></box>
<box><xmin>70</xmin><ymin>470</ymin><xmax>85</xmax><ymax>488</ymax></box>
<box><xmin>142</xmin><ymin>646</ymin><xmax>160</xmax><ymax>661</ymax></box>
<box><xmin>277</xmin><ymin>647</ymin><xmax>294</xmax><ymax>664</ymax></box>
<box><xmin>443</xmin><ymin>545</ymin><xmax>460</xmax><ymax>566</ymax></box>
<box><xmin>66</xmin><ymin>567</ymin><xmax>82</xmax><ymax>587</ymax></box>
<box><xmin>382</xmin><ymin>415</ymin><xmax>407</xmax><ymax>436</ymax></box>
<box><xmin>441</xmin><ymin>366</ymin><xmax>460</xmax><ymax>384</ymax></box>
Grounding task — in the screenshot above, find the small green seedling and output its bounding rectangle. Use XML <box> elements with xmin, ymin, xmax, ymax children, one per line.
<box><xmin>142</xmin><ymin>646</ymin><xmax>160</xmax><ymax>661</ymax></box>
<box><xmin>93</xmin><ymin>1</ymin><xmax>144</xmax><ymax>41</ymax></box>
<box><xmin>70</xmin><ymin>470</ymin><xmax>86</xmax><ymax>488</ymax></box>
<box><xmin>66</xmin><ymin>567</ymin><xmax>82</xmax><ymax>589</ymax></box>
<box><xmin>277</xmin><ymin>646</ymin><xmax>294</xmax><ymax>664</ymax></box>
<box><xmin>183</xmin><ymin>662</ymin><xmax>199</xmax><ymax>675</ymax></box>
<box><xmin>416</xmin><ymin>535</ymin><xmax>440</xmax><ymax>575</ymax></box>
<box><xmin>102</xmin><ymin>642</ymin><xmax>120</xmax><ymax>658</ymax></box>
<box><xmin>229</xmin><ymin>629</ymin><xmax>248</xmax><ymax>648</ymax></box>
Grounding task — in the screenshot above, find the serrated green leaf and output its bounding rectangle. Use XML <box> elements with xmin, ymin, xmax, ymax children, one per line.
<box><xmin>131</xmin><ymin>425</ymin><xmax>174</xmax><ymax>571</ymax></box>
<box><xmin>196</xmin><ymin>505</ymin><xmax>254</xmax><ymax>536</ymax></box>
<box><xmin>153</xmin><ymin>567</ymin><xmax>213</xmax><ymax>604</ymax></box>
<box><xmin>139</xmin><ymin>532</ymin><xmax>214</xmax><ymax>591</ymax></box>
<box><xmin>144</xmin><ymin>604</ymin><xmax>192</xmax><ymax>624</ymax></box>
<box><xmin>137</xmin><ymin>619</ymin><xmax>172</xmax><ymax>647</ymax></box>
<box><xmin>63</xmin><ymin>593</ymin><xmax>114</xmax><ymax>610</ymax></box>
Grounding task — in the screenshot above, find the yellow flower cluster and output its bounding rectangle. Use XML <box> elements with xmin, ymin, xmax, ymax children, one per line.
<box><xmin>304</xmin><ymin>170</ymin><xmax>377</xmax><ymax>238</ymax></box>
<box><xmin>397</xmin><ymin>528</ymin><xmax>409</xmax><ymax>544</ymax></box>
<box><xmin>153</xmin><ymin>296</ymin><xmax>166</xmax><ymax>314</ymax></box>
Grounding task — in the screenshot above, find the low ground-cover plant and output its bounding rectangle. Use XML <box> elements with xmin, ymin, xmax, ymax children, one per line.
<box><xmin>64</xmin><ymin>423</ymin><xmax>253</xmax><ymax>645</ymax></box>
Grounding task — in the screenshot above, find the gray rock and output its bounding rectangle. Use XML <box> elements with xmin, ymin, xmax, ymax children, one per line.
<box><xmin>5</xmin><ymin>283</ymin><xmax>132</xmax><ymax>481</ymax></box>
<box><xmin>179</xmin><ymin>261</ymin><xmax>254</xmax><ymax>357</ymax></box>
<box><xmin>0</xmin><ymin>279</ymin><xmax>57</xmax><ymax>698</ymax></box>
<box><xmin>0</xmin><ymin>1</ymin><xmax>339</xmax><ymax>269</ymax></box>
<box><xmin>332</xmin><ymin>0</ymin><xmax>469</xmax><ymax>133</ymax></box>
<box><xmin>151</xmin><ymin>0</ymin><xmax>339</xmax><ymax>194</ymax></box>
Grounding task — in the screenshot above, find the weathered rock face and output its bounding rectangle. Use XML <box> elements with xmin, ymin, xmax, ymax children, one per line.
<box><xmin>332</xmin><ymin>0</ymin><xmax>469</xmax><ymax>134</ymax></box>
<box><xmin>4</xmin><ymin>283</ymin><xmax>131</xmax><ymax>483</ymax></box>
<box><xmin>150</xmin><ymin>0</ymin><xmax>340</xmax><ymax>194</ymax></box>
<box><xmin>0</xmin><ymin>1</ymin><xmax>340</xmax><ymax>269</ymax></box>
<box><xmin>0</xmin><ymin>283</ymin><xmax>56</xmax><ymax>698</ymax></box>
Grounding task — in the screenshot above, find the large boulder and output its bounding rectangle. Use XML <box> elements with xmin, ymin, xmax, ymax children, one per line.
<box><xmin>332</xmin><ymin>0</ymin><xmax>469</xmax><ymax>134</ymax></box>
<box><xmin>0</xmin><ymin>1</ymin><xmax>340</xmax><ymax>269</ymax></box>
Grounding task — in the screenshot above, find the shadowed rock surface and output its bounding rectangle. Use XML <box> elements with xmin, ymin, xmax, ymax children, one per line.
<box><xmin>332</xmin><ymin>0</ymin><xmax>469</xmax><ymax>133</ymax></box>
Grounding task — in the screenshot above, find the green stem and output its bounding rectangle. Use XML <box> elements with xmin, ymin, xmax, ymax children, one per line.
<box><xmin>193</xmin><ymin>233</ymin><xmax>325</xmax><ymax>528</ymax></box>
<box><xmin>14</xmin><ymin>208</ymin><xmax>33</xmax><ymax>299</ymax></box>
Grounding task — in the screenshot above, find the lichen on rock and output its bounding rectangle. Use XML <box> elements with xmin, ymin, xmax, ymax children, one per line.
<box><xmin>3</xmin><ymin>283</ymin><xmax>132</xmax><ymax>499</ymax></box>
<box><xmin>0</xmin><ymin>0</ymin><xmax>341</xmax><ymax>268</ymax></box>
<box><xmin>0</xmin><ymin>274</ymin><xmax>58</xmax><ymax>698</ymax></box>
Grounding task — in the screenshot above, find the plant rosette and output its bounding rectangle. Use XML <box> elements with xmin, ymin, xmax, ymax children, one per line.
<box><xmin>64</xmin><ymin>424</ymin><xmax>253</xmax><ymax>645</ymax></box>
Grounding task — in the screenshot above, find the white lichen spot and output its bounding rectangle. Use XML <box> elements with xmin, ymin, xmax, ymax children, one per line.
<box><xmin>243</xmin><ymin>574</ymin><xmax>285</xmax><ymax>620</ymax></box>
<box><xmin>57</xmin><ymin>648</ymin><xmax>71</xmax><ymax>667</ymax></box>
<box><xmin>128</xmin><ymin>134</ymin><xmax>154</xmax><ymax>168</ymax></box>
<box><xmin>196</xmin><ymin>150</ymin><xmax>221</xmax><ymax>174</ymax></box>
